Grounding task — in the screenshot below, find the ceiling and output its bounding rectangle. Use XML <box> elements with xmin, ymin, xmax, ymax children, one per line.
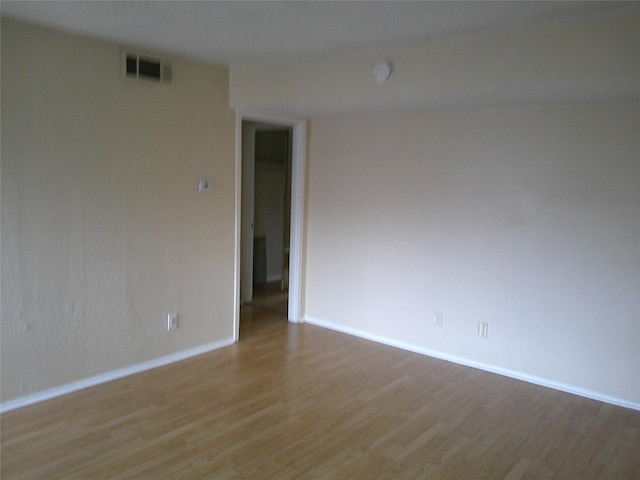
<box><xmin>1</xmin><ymin>1</ymin><xmax>636</xmax><ymax>66</ymax></box>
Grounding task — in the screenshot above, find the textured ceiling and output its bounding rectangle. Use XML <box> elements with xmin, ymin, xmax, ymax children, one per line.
<box><xmin>1</xmin><ymin>1</ymin><xmax>636</xmax><ymax>66</ymax></box>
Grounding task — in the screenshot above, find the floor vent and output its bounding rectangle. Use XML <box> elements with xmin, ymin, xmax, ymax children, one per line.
<box><xmin>123</xmin><ymin>51</ymin><xmax>172</xmax><ymax>83</ymax></box>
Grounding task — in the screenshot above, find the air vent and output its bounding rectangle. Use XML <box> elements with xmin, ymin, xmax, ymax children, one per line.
<box><xmin>123</xmin><ymin>51</ymin><xmax>172</xmax><ymax>83</ymax></box>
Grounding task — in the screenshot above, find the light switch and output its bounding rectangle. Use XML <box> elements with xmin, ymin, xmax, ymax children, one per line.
<box><xmin>198</xmin><ymin>179</ymin><xmax>212</xmax><ymax>193</ymax></box>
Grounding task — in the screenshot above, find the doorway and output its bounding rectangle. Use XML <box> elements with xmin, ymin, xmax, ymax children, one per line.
<box><xmin>234</xmin><ymin>110</ymin><xmax>306</xmax><ymax>341</ymax></box>
<box><xmin>245</xmin><ymin>124</ymin><xmax>291</xmax><ymax>315</ymax></box>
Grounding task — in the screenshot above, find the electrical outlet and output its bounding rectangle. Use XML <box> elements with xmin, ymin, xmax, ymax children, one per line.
<box><xmin>167</xmin><ymin>312</ymin><xmax>178</xmax><ymax>331</ymax></box>
<box><xmin>478</xmin><ymin>322</ymin><xmax>488</xmax><ymax>338</ymax></box>
<box><xmin>433</xmin><ymin>312</ymin><xmax>443</xmax><ymax>328</ymax></box>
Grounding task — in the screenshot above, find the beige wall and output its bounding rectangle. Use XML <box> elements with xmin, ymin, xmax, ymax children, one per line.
<box><xmin>305</xmin><ymin>102</ymin><xmax>640</xmax><ymax>406</ymax></box>
<box><xmin>1</xmin><ymin>20</ymin><xmax>236</xmax><ymax>402</ymax></box>
<box><xmin>3</xmin><ymin>8</ymin><xmax>639</xmax><ymax>410</ymax></box>
<box><xmin>230</xmin><ymin>11</ymin><xmax>639</xmax><ymax>115</ymax></box>
<box><xmin>229</xmin><ymin>8</ymin><xmax>639</xmax><ymax>407</ymax></box>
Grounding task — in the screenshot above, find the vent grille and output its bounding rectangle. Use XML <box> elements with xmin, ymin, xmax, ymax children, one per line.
<box><xmin>123</xmin><ymin>51</ymin><xmax>172</xmax><ymax>83</ymax></box>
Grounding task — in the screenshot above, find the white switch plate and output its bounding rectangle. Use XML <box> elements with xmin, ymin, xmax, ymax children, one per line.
<box><xmin>198</xmin><ymin>179</ymin><xmax>212</xmax><ymax>193</ymax></box>
<box><xmin>167</xmin><ymin>312</ymin><xmax>178</xmax><ymax>331</ymax></box>
<box><xmin>478</xmin><ymin>322</ymin><xmax>488</xmax><ymax>338</ymax></box>
<box><xmin>433</xmin><ymin>312</ymin><xmax>443</xmax><ymax>328</ymax></box>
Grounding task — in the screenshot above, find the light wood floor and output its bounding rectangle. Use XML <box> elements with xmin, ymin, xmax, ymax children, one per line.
<box><xmin>250</xmin><ymin>281</ymin><xmax>288</xmax><ymax>315</ymax></box>
<box><xmin>2</xmin><ymin>306</ymin><xmax>639</xmax><ymax>479</ymax></box>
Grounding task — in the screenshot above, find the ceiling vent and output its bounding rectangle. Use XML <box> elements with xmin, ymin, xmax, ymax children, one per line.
<box><xmin>123</xmin><ymin>51</ymin><xmax>172</xmax><ymax>83</ymax></box>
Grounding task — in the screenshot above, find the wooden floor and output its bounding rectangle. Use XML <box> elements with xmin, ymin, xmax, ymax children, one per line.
<box><xmin>250</xmin><ymin>281</ymin><xmax>288</xmax><ymax>315</ymax></box>
<box><xmin>2</xmin><ymin>306</ymin><xmax>639</xmax><ymax>479</ymax></box>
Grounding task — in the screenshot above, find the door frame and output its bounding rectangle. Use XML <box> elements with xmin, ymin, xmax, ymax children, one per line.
<box><xmin>234</xmin><ymin>109</ymin><xmax>307</xmax><ymax>340</ymax></box>
<box><xmin>240</xmin><ymin>121</ymin><xmax>257</xmax><ymax>305</ymax></box>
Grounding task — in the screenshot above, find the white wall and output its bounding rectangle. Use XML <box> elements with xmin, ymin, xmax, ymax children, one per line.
<box><xmin>1</xmin><ymin>20</ymin><xmax>236</xmax><ymax>403</ymax></box>
<box><xmin>305</xmin><ymin>102</ymin><xmax>640</xmax><ymax>407</ymax></box>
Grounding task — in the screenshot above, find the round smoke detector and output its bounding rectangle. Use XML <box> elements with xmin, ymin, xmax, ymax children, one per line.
<box><xmin>373</xmin><ymin>60</ymin><xmax>392</xmax><ymax>85</ymax></box>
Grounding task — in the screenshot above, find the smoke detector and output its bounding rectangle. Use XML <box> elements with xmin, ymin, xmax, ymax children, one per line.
<box><xmin>373</xmin><ymin>60</ymin><xmax>392</xmax><ymax>85</ymax></box>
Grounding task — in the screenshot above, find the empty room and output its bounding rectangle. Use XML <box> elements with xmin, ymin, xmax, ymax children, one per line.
<box><xmin>1</xmin><ymin>2</ymin><xmax>639</xmax><ymax>478</ymax></box>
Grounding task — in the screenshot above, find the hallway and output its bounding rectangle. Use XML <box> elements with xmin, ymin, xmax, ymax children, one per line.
<box><xmin>248</xmin><ymin>280</ymin><xmax>288</xmax><ymax>316</ymax></box>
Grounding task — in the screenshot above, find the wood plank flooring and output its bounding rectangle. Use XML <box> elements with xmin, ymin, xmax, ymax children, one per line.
<box><xmin>2</xmin><ymin>305</ymin><xmax>639</xmax><ymax>479</ymax></box>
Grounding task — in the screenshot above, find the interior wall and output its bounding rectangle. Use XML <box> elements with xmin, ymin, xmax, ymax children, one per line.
<box><xmin>230</xmin><ymin>10</ymin><xmax>639</xmax><ymax>116</ymax></box>
<box><xmin>1</xmin><ymin>19</ymin><xmax>236</xmax><ymax>403</ymax></box>
<box><xmin>305</xmin><ymin>101</ymin><xmax>640</xmax><ymax>407</ymax></box>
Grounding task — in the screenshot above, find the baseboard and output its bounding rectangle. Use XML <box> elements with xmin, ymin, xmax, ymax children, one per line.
<box><xmin>0</xmin><ymin>337</ymin><xmax>235</xmax><ymax>414</ymax></box>
<box><xmin>303</xmin><ymin>316</ymin><xmax>640</xmax><ymax>412</ymax></box>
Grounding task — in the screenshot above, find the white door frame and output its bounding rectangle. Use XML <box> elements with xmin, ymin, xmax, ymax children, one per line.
<box><xmin>240</xmin><ymin>122</ymin><xmax>256</xmax><ymax>305</ymax></box>
<box><xmin>234</xmin><ymin>109</ymin><xmax>307</xmax><ymax>340</ymax></box>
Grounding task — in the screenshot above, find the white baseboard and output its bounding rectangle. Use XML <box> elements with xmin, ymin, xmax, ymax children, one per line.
<box><xmin>0</xmin><ymin>337</ymin><xmax>235</xmax><ymax>414</ymax></box>
<box><xmin>303</xmin><ymin>316</ymin><xmax>640</xmax><ymax>412</ymax></box>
